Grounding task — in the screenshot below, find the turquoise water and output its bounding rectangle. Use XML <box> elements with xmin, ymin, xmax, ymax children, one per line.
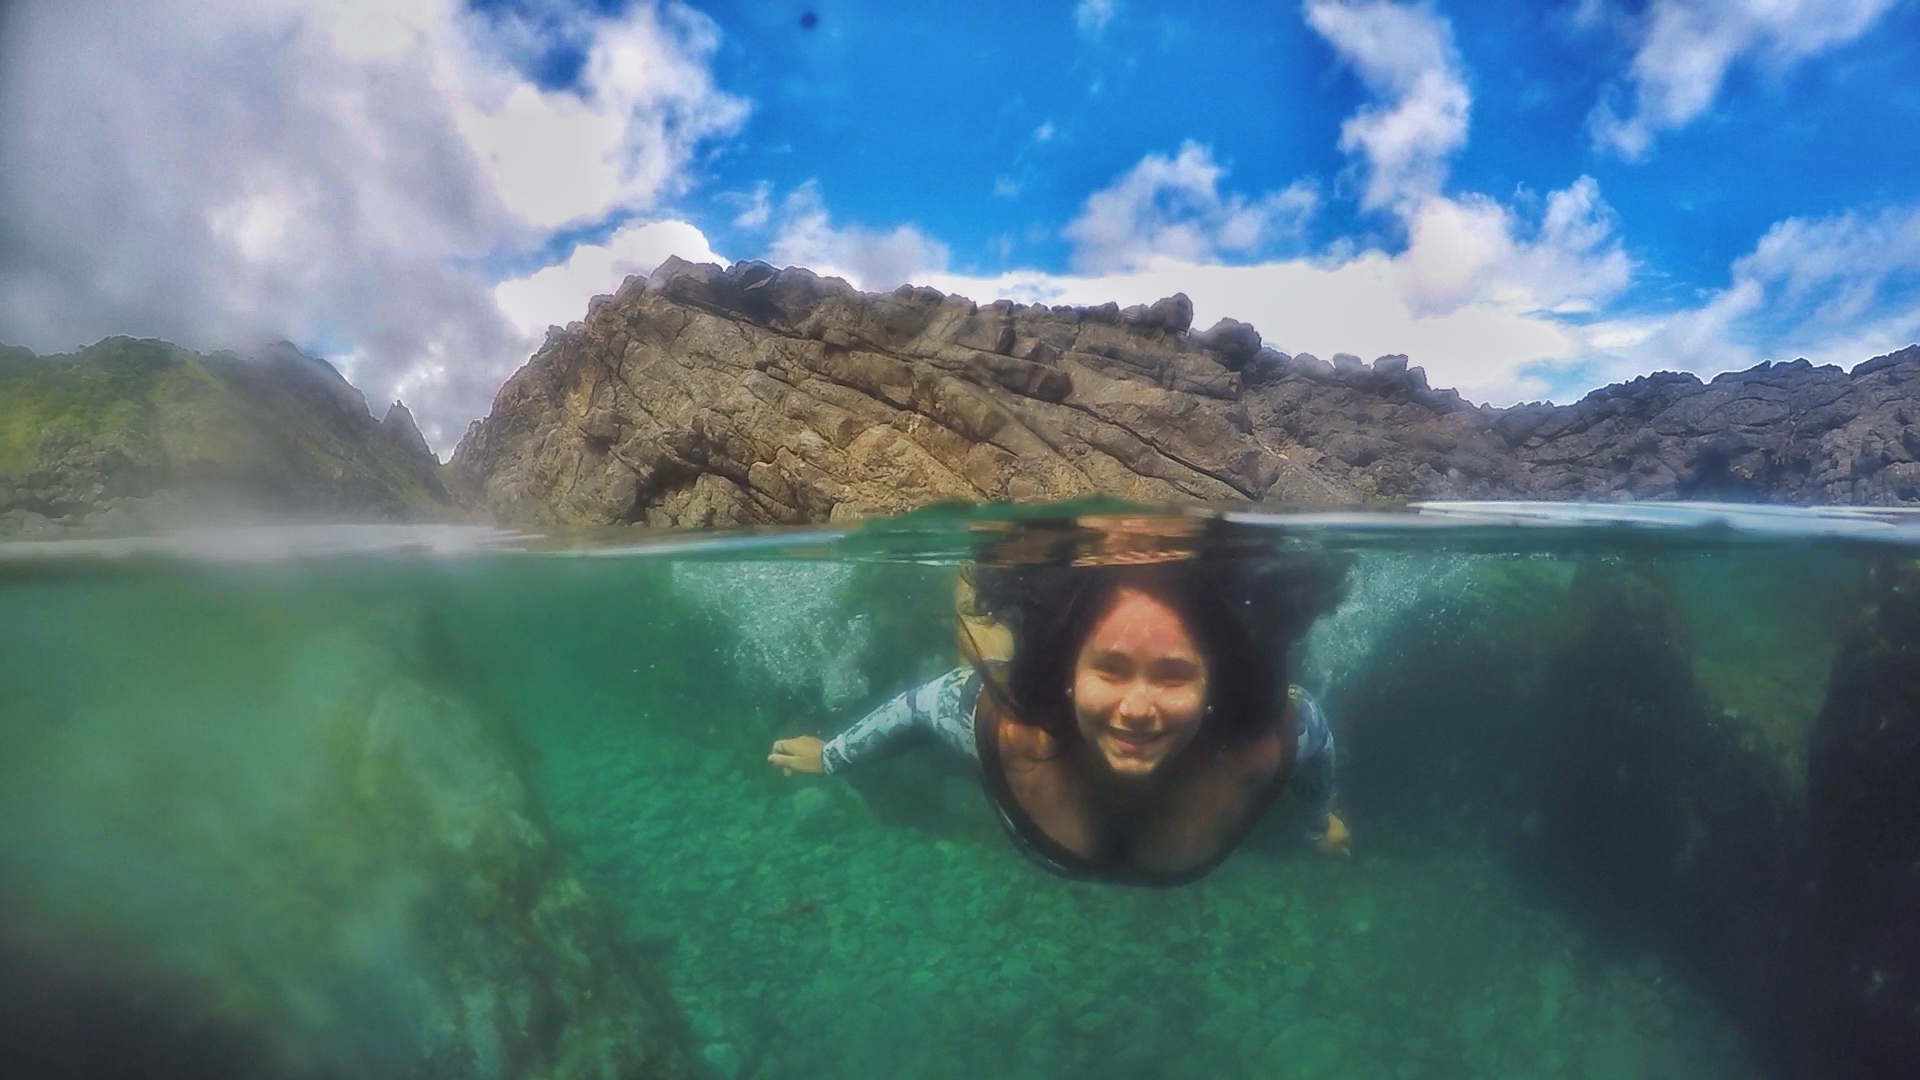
<box><xmin>2</xmin><ymin>503</ymin><xmax>1916</xmax><ymax>1079</ymax></box>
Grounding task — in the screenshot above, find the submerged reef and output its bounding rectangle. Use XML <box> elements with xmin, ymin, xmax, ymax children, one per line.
<box><xmin>1809</xmin><ymin>560</ymin><xmax>1920</xmax><ymax>1078</ymax></box>
<box><xmin>1524</xmin><ymin>562</ymin><xmax>1807</xmax><ymax>1060</ymax></box>
<box><xmin>0</xmin><ymin>576</ymin><xmax>702</xmax><ymax>1079</ymax></box>
<box><xmin>1331</xmin><ymin>550</ymin><xmax>1920</xmax><ymax>1077</ymax></box>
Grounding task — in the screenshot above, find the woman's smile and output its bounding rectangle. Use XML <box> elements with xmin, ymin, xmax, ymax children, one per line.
<box><xmin>1072</xmin><ymin>587</ymin><xmax>1211</xmax><ymax>777</ymax></box>
<box><xmin>1106</xmin><ymin>728</ymin><xmax>1162</xmax><ymax>750</ymax></box>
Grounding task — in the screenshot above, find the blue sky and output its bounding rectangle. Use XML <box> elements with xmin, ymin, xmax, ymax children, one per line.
<box><xmin>4</xmin><ymin>0</ymin><xmax>1919</xmax><ymax>449</ymax></box>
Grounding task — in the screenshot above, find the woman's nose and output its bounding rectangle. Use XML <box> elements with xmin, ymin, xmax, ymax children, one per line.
<box><xmin>1116</xmin><ymin>682</ymin><xmax>1154</xmax><ymax>721</ymax></box>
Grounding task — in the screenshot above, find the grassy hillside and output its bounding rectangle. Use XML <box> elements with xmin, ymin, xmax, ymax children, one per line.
<box><xmin>0</xmin><ymin>338</ymin><xmax>452</xmax><ymax>525</ymax></box>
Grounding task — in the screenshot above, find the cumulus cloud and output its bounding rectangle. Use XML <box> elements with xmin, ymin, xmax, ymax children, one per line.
<box><xmin>1305</xmin><ymin>0</ymin><xmax>1470</xmax><ymax>210</ymax></box>
<box><xmin>1063</xmin><ymin>143</ymin><xmax>1318</xmax><ymax>273</ymax></box>
<box><xmin>728</xmin><ymin>181</ymin><xmax>775</xmax><ymax>230</ymax></box>
<box><xmin>951</xmin><ymin>2</ymin><xmax>1624</xmax><ymax>403</ymax></box>
<box><xmin>905</xmin><ymin>0</ymin><xmax>1621</xmax><ymax>400</ymax></box>
<box><xmin>454</xmin><ymin>3</ymin><xmax>747</xmax><ymax>228</ymax></box>
<box><xmin>1613</xmin><ymin>201</ymin><xmax>1920</xmax><ymax>379</ymax></box>
<box><xmin>1395</xmin><ymin>179</ymin><xmax>1630</xmax><ymax>318</ymax></box>
<box><xmin>928</xmin><ymin>174</ymin><xmax>1629</xmax><ymax>404</ymax></box>
<box><xmin>0</xmin><ymin>0</ymin><xmax>745</xmax><ymax>452</ymax></box>
<box><xmin>1590</xmin><ymin>0</ymin><xmax>1897</xmax><ymax>159</ymax></box>
<box><xmin>494</xmin><ymin>220</ymin><xmax>721</xmax><ymax>336</ymax></box>
<box><xmin>766</xmin><ymin>183</ymin><xmax>950</xmax><ymax>291</ymax></box>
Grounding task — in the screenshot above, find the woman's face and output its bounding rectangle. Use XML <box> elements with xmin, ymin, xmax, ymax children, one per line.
<box><xmin>1072</xmin><ymin>587</ymin><xmax>1210</xmax><ymax>778</ymax></box>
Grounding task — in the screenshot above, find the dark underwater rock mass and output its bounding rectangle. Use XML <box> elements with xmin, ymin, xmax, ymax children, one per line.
<box><xmin>1525</xmin><ymin>564</ymin><xmax>1809</xmax><ymax>1061</ymax></box>
<box><xmin>1333</xmin><ymin>558</ymin><xmax>1848</xmax><ymax>1076</ymax></box>
<box><xmin>0</xmin><ymin>338</ymin><xmax>452</xmax><ymax>536</ymax></box>
<box><xmin>1808</xmin><ymin>560</ymin><xmax>1920</xmax><ymax>1079</ymax></box>
<box><xmin>448</xmin><ymin>257</ymin><xmax>1920</xmax><ymax>525</ymax></box>
<box><xmin>0</xmin><ymin>596</ymin><xmax>704</xmax><ymax>1080</ymax></box>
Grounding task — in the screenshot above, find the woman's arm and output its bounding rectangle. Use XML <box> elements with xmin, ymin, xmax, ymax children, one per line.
<box><xmin>768</xmin><ymin>667</ymin><xmax>979</xmax><ymax>776</ymax></box>
<box><xmin>1287</xmin><ymin>687</ymin><xmax>1348</xmax><ymax>855</ymax></box>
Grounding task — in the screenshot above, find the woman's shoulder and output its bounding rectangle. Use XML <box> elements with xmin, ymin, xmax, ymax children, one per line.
<box><xmin>989</xmin><ymin>706</ymin><xmax>1057</xmax><ymax>762</ymax></box>
<box><xmin>1221</xmin><ymin>689</ymin><xmax>1301</xmax><ymax>780</ymax></box>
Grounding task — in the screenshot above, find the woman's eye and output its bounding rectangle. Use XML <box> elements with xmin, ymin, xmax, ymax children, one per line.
<box><xmin>1150</xmin><ymin>660</ymin><xmax>1200</xmax><ymax>684</ymax></box>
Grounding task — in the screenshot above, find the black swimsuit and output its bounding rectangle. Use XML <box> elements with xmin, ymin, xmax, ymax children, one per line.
<box><xmin>820</xmin><ymin>667</ymin><xmax>1332</xmax><ymax>885</ymax></box>
<box><xmin>971</xmin><ymin>672</ymin><xmax>1297</xmax><ymax>887</ymax></box>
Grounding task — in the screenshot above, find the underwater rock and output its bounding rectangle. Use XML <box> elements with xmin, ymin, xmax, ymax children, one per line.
<box><xmin>1333</xmin><ymin>557</ymin><xmax>1818</xmax><ymax>1071</ymax></box>
<box><xmin>1808</xmin><ymin>559</ymin><xmax>1920</xmax><ymax>1079</ymax></box>
<box><xmin>788</xmin><ymin>785</ymin><xmax>836</xmax><ymax>835</ymax></box>
<box><xmin>0</xmin><ymin>609</ymin><xmax>704</xmax><ymax>1080</ymax></box>
<box><xmin>340</xmin><ymin>677</ymin><xmax>704</xmax><ymax>1080</ymax></box>
<box><xmin>1522</xmin><ymin>561</ymin><xmax>1807</xmax><ymax>1059</ymax></box>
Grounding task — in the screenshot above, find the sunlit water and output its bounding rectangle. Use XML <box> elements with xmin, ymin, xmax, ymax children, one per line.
<box><xmin>3</xmin><ymin>502</ymin><xmax>1917</xmax><ymax>1080</ymax></box>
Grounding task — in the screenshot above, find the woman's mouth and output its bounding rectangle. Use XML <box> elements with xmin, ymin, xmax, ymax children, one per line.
<box><xmin>1106</xmin><ymin>729</ymin><xmax>1162</xmax><ymax>754</ymax></box>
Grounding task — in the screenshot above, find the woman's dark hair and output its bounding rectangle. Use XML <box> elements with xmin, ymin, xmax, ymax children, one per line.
<box><xmin>967</xmin><ymin>516</ymin><xmax>1350</xmax><ymax>750</ymax></box>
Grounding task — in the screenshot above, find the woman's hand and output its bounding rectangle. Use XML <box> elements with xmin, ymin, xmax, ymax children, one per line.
<box><xmin>768</xmin><ymin>736</ymin><xmax>826</xmax><ymax>776</ymax></box>
<box><xmin>1314</xmin><ymin>812</ymin><xmax>1351</xmax><ymax>858</ymax></box>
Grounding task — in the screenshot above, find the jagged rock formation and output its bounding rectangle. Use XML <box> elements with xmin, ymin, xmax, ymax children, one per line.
<box><xmin>0</xmin><ymin>337</ymin><xmax>452</xmax><ymax>536</ymax></box>
<box><xmin>1497</xmin><ymin>352</ymin><xmax>1920</xmax><ymax>503</ymax></box>
<box><xmin>449</xmin><ymin>258</ymin><xmax>1920</xmax><ymax>526</ymax></box>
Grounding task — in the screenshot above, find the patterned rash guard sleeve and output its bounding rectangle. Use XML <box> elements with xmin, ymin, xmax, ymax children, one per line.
<box><xmin>1287</xmin><ymin>686</ymin><xmax>1338</xmax><ymax>838</ymax></box>
<box><xmin>820</xmin><ymin>667</ymin><xmax>980</xmax><ymax>775</ymax></box>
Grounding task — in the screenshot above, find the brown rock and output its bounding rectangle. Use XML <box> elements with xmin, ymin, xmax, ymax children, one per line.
<box><xmin>447</xmin><ymin>260</ymin><xmax>1920</xmax><ymax>525</ymax></box>
<box><xmin>448</xmin><ymin>263</ymin><xmax>1402</xmax><ymax>525</ymax></box>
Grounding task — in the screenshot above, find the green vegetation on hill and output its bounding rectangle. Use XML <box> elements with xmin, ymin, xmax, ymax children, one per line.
<box><xmin>0</xmin><ymin>337</ymin><xmax>451</xmax><ymax>525</ymax></box>
<box><xmin>0</xmin><ymin>338</ymin><xmax>182</xmax><ymax>476</ymax></box>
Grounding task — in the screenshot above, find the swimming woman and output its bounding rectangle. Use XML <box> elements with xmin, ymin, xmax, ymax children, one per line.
<box><xmin>768</xmin><ymin>515</ymin><xmax>1350</xmax><ymax>885</ymax></box>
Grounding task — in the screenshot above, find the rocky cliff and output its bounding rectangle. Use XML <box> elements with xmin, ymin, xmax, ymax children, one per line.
<box><xmin>0</xmin><ymin>337</ymin><xmax>453</xmax><ymax>537</ymax></box>
<box><xmin>448</xmin><ymin>258</ymin><xmax>1920</xmax><ymax>526</ymax></box>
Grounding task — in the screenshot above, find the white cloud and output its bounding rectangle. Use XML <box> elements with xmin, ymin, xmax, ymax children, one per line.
<box><xmin>929</xmin><ymin>259</ymin><xmax>1562</xmax><ymax>403</ymax></box>
<box><xmin>0</xmin><ymin>0</ymin><xmax>745</xmax><ymax>453</ymax></box>
<box><xmin>453</xmin><ymin>3</ymin><xmax>747</xmax><ymax>229</ymax></box>
<box><xmin>727</xmin><ymin>180</ymin><xmax>774</xmax><ymax>230</ymax></box>
<box><xmin>1396</xmin><ymin>180</ymin><xmax>1630</xmax><ymax>318</ymax></box>
<box><xmin>494</xmin><ymin>220</ymin><xmax>721</xmax><ymax>337</ymax></box>
<box><xmin>1075</xmin><ymin>0</ymin><xmax>1119</xmax><ymax>38</ymax></box>
<box><xmin>1606</xmin><ymin>201</ymin><xmax>1920</xmax><ymax>379</ymax></box>
<box><xmin>785</xmin><ymin>0</ymin><xmax>1628</xmax><ymax>408</ymax></box>
<box><xmin>917</xmin><ymin>4</ymin><xmax>1622</xmax><ymax>403</ymax></box>
<box><xmin>1062</xmin><ymin>142</ymin><xmax>1319</xmax><ymax>273</ymax></box>
<box><xmin>1305</xmin><ymin>0</ymin><xmax>1470</xmax><ymax>210</ymax></box>
<box><xmin>1591</xmin><ymin>0</ymin><xmax>1897</xmax><ymax>159</ymax></box>
<box><xmin>766</xmin><ymin>183</ymin><xmax>951</xmax><ymax>291</ymax></box>
<box><xmin>926</xmin><ymin>175</ymin><xmax>1628</xmax><ymax>405</ymax></box>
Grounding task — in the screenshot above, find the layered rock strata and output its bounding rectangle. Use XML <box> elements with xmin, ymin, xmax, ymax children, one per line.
<box><xmin>450</xmin><ymin>258</ymin><xmax>1920</xmax><ymax>526</ymax></box>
